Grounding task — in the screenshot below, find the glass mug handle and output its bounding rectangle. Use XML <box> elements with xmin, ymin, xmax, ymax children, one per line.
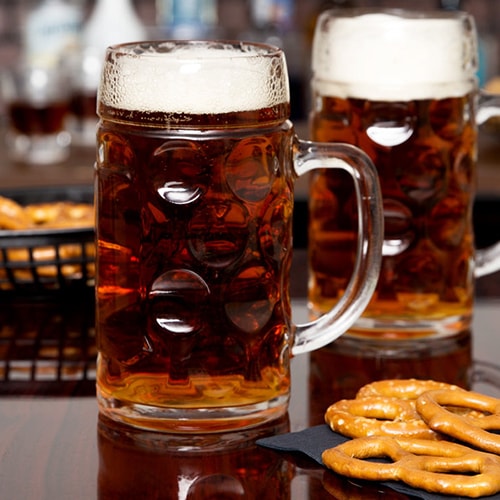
<box><xmin>475</xmin><ymin>92</ymin><xmax>500</xmax><ymax>277</ymax></box>
<box><xmin>291</xmin><ymin>140</ymin><xmax>384</xmax><ymax>355</ymax></box>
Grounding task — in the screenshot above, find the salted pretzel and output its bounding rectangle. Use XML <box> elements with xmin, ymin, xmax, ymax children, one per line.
<box><xmin>24</xmin><ymin>202</ymin><xmax>94</xmax><ymax>229</ymax></box>
<box><xmin>417</xmin><ymin>389</ymin><xmax>500</xmax><ymax>455</ymax></box>
<box><xmin>322</xmin><ymin>436</ymin><xmax>500</xmax><ymax>498</ymax></box>
<box><xmin>0</xmin><ymin>196</ymin><xmax>94</xmax><ymax>231</ymax></box>
<box><xmin>325</xmin><ymin>396</ymin><xmax>441</xmax><ymax>440</ymax></box>
<box><xmin>356</xmin><ymin>378</ymin><xmax>462</xmax><ymax>400</ymax></box>
<box><xmin>0</xmin><ymin>196</ymin><xmax>94</xmax><ymax>284</ymax></box>
<box><xmin>0</xmin><ymin>195</ymin><xmax>32</xmax><ymax>230</ymax></box>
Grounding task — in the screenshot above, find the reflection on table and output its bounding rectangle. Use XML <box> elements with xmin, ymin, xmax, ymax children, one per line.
<box><xmin>1</xmin><ymin>286</ymin><xmax>500</xmax><ymax>498</ymax></box>
<box><xmin>0</xmin><ymin>288</ymin><xmax>95</xmax><ymax>396</ymax></box>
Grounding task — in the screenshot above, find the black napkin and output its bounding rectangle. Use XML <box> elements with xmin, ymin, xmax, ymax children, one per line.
<box><xmin>256</xmin><ymin>425</ymin><xmax>500</xmax><ymax>500</ymax></box>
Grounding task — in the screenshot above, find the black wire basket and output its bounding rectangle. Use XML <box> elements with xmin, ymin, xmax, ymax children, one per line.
<box><xmin>0</xmin><ymin>186</ymin><xmax>96</xmax><ymax>395</ymax></box>
<box><xmin>0</xmin><ymin>185</ymin><xmax>95</xmax><ymax>293</ymax></box>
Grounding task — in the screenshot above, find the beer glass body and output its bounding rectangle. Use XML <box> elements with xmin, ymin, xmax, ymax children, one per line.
<box><xmin>309</xmin><ymin>10</ymin><xmax>492</xmax><ymax>338</ymax></box>
<box><xmin>96</xmin><ymin>41</ymin><xmax>383</xmax><ymax>432</ymax></box>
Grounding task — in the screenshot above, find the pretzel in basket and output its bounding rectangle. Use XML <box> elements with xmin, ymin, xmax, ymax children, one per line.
<box><xmin>417</xmin><ymin>389</ymin><xmax>500</xmax><ymax>455</ymax></box>
<box><xmin>0</xmin><ymin>196</ymin><xmax>94</xmax><ymax>231</ymax></box>
<box><xmin>24</xmin><ymin>202</ymin><xmax>94</xmax><ymax>229</ymax></box>
<box><xmin>322</xmin><ymin>436</ymin><xmax>500</xmax><ymax>498</ymax></box>
<box><xmin>0</xmin><ymin>195</ymin><xmax>95</xmax><ymax>285</ymax></box>
<box><xmin>0</xmin><ymin>195</ymin><xmax>32</xmax><ymax>230</ymax></box>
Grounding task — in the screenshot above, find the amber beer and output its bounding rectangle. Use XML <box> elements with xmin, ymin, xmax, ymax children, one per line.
<box><xmin>309</xmin><ymin>11</ymin><xmax>478</xmax><ymax>337</ymax></box>
<box><xmin>97</xmin><ymin>114</ymin><xmax>294</xmax><ymax>430</ymax></box>
<box><xmin>1</xmin><ymin>65</ymin><xmax>72</xmax><ymax>164</ymax></box>
<box><xmin>8</xmin><ymin>99</ymin><xmax>69</xmax><ymax>135</ymax></box>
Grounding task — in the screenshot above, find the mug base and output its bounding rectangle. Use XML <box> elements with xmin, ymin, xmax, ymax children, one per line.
<box><xmin>6</xmin><ymin>131</ymin><xmax>71</xmax><ymax>165</ymax></box>
<box><xmin>345</xmin><ymin>313</ymin><xmax>472</xmax><ymax>340</ymax></box>
<box><xmin>96</xmin><ymin>389</ymin><xmax>289</xmax><ymax>434</ymax></box>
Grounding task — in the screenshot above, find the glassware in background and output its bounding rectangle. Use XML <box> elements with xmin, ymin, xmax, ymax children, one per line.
<box><xmin>308</xmin><ymin>9</ymin><xmax>500</xmax><ymax>340</ymax></box>
<box><xmin>1</xmin><ymin>63</ymin><xmax>72</xmax><ymax>164</ymax></box>
<box><xmin>69</xmin><ymin>0</ymin><xmax>148</xmax><ymax>146</ymax></box>
<box><xmin>1</xmin><ymin>0</ymin><xmax>83</xmax><ymax>164</ymax></box>
<box><xmin>244</xmin><ymin>0</ymin><xmax>308</xmax><ymax>120</ymax></box>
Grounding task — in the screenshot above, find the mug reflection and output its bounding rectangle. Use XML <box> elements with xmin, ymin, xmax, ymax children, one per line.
<box><xmin>309</xmin><ymin>329</ymin><xmax>472</xmax><ymax>425</ymax></box>
<box><xmin>98</xmin><ymin>413</ymin><xmax>292</xmax><ymax>499</ymax></box>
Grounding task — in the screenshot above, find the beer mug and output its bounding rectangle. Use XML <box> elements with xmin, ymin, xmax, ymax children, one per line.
<box><xmin>309</xmin><ymin>9</ymin><xmax>500</xmax><ymax>339</ymax></box>
<box><xmin>95</xmin><ymin>40</ymin><xmax>383</xmax><ymax>432</ymax></box>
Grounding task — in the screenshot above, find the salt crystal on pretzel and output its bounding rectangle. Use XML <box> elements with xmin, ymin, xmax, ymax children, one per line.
<box><xmin>324</xmin><ymin>378</ymin><xmax>466</xmax><ymax>440</ymax></box>
<box><xmin>356</xmin><ymin>378</ymin><xmax>463</xmax><ymax>400</ymax></box>
<box><xmin>322</xmin><ymin>436</ymin><xmax>500</xmax><ymax>498</ymax></box>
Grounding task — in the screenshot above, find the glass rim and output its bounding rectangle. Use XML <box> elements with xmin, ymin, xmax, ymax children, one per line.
<box><xmin>104</xmin><ymin>39</ymin><xmax>285</xmax><ymax>61</ymax></box>
<box><xmin>318</xmin><ymin>7</ymin><xmax>473</xmax><ymax>21</ymax></box>
<box><xmin>98</xmin><ymin>39</ymin><xmax>290</xmax><ymax>125</ymax></box>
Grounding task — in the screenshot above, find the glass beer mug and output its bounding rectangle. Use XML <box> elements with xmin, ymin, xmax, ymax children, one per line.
<box><xmin>95</xmin><ymin>41</ymin><xmax>383</xmax><ymax>432</ymax></box>
<box><xmin>309</xmin><ymin>9</ymin><xmax>500</xmax><ymax>339</ymax></box>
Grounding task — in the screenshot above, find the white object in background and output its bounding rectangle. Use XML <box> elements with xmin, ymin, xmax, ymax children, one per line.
<box><xmin>82</xmin><ymin>0</ymin><xmax>148</xmax><ymax>60</ymax></box>
<box><xmin>70</xmin><ymin>0</ymin><xmax>148</xmax><ymax>146</ymax></box>
<box><xmin>23</xmin><ymin>0</ymin><xmax>83</xmax><ymax>69</ymax></box>
<box><xmin>80</xmin><ymin>0</ymin><xmax>148</xmax><ymax>97</ymax></box>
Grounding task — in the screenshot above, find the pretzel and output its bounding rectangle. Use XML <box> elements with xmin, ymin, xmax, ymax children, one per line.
<box><xmin>322</xmin><ymin>436</ymin><xmax>500</xmax><ymax>498</ymax></box>
<box><xmin>356</xmin><ymin>378</ymin><xmax>462</xmax><ymax>400</ymax></box>
<box><xmin>417</xmin><ymin>389</ymin><xmax>500</xmax><ymax>455</ymax></box>
<box><xmin>325</xmin><ymin>396</ymin><xmax>441</xmax><ymax>440</ymax></box>
<box><xmin>0</xmin><ymin>195</ymin><xmax>32</xmax><ymax>230</ymax></box>
<box><xmin>0</xmin><ymin>197</ymin><xmax>94</xmax><ymax>231</ymax></box>
<box><xmin>0</xmin><ymin>197</ymin><xmax>94</xmax><ymax>284</ymax></box>
<box><xmin>24</xmin><ymin>202</ymin><xmax>94</xmax><ymax>229</ymax></box>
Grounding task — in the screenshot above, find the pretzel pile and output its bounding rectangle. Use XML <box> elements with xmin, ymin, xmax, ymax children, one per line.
<box><xmin>0</xmin><ymin>195</ymin><xmax>94</xmax><ymax>231</ymax></box>
<box><xmin>322</xmin><ymin>379</ymin><xmax>500</xmax><ymax>498</ymax></box>
<box><xmin>0</xmin><ymin>195</ymin><xmax>95</xmax><ymax>284</ymax></box>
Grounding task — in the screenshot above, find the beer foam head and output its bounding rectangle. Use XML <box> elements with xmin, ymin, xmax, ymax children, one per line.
<box><xmin>312</xmin><ymin>10</ymin><xmax>478</xmax><ymax>101</ymax></box>
<box><xmin>98</xmin><ymin>41</ymin><xmax>290</xmax><ymax>115</ymax></box>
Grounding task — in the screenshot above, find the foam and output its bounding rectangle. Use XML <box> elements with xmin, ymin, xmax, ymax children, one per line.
<box><xmin>312</xmin><ymin>12</ymin><xmax>478</xmax><ymax>101</ymax></box>
<box><xmin>98</xmin><ymin>42</ymin><xmax>289</xmax><ymax>115</ymax></box>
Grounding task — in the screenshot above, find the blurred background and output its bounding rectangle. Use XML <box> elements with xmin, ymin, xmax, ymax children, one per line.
<box><xmin>0</xmin><ymin>0</ymin><xmax>498</xmax><ymax>118</ymax></box>
<box><xmin>0</xmin><ymin>0</ymin><xmax>499</xmax><ymax>190</ymax></box>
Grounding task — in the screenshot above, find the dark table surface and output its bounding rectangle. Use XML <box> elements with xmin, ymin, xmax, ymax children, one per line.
<box><xmin>1</xmin><ymin>267</ymin><xmax>499</xmax><ymax>499</ymax></box>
